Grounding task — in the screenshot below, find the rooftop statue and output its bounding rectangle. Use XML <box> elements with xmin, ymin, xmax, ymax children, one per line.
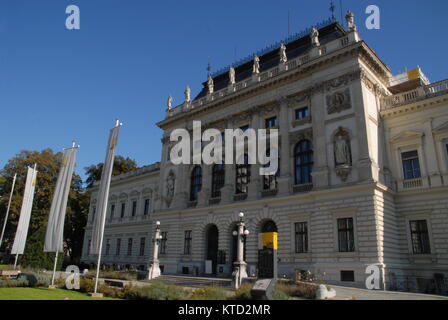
<box><xmin>253</xmin><ymin>55</ymin><xmax>260</xmax><ymax>74</ymax></box>
<box><xmin>184</xmin><ymin>86</ymin><xmax>191</xmax><ymax>103</ymax></box>
<box><xmin>345</xmin><ymin>11</ymin><xmax>356</xmax><ymax>31</ymax></box>
<box><xmin>311</xmin><ymin>27</ymin><xmax>320</xmax><ymax>47</ymax></box>
<box><xmin>279</xmin><ymin>43</ymin><xmax>287</xmax><ymax>63</ymax></box>
<box><xmin>167</xmin><ymin>95</ymin><xmax>173</xmax><ymax>111</ymax></box>
<box><xmin>229</xmin><ymin>67</ymin><xmax>236</xmax><ymax>85</ymax></box>
<box><xmin>207</xmin><ymin>75</ymin><xmax>214</xmax><ymax>94</ymax></box>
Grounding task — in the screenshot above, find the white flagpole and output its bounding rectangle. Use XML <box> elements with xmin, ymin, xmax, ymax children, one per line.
<box><xmin>51</xmin><ymin>252</ymin><xmax>58</xmax><ymax>286</ymax></box>
<box><xmin>93</xmin><ymin>120</ymin><xmax>121</xmax><ymax>295</ymax></box>
<box><xmin>0</xmin><ymin>173</ymin><xmax>17</xmax><ymax>249</ymax></box>
<box><xmin>13</xmin><ymin>254</ymin><xmax>19</xmax><ymax>270</ymax></box>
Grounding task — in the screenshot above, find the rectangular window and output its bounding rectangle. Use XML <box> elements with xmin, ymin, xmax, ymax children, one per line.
<box><xmin>410</xmin><ymin>220</ymin><xmax>431</xmax><ymax>254</ymax></box>
<box><xmin>105</xmin><ymin>239</ymin><xmax>110</xmax><ymax>255</ymax></box>
<box><xmin>160</xmin><ymin>232</ymin><xmax>167</xmax><ymax>254</ymax></box>
<box><xmin>116</xmin><ymin>238</ymin><xmax>121</xmax><ymax>256</ymax></box>
<box><xmin>110</xmin><ymin>204</ymin><xmax>115</xmax><ymax>219</ymax></box>
<box><xmin>88</xmin><ymin>239</ymin><xmax>91</xmax><ymax>255</ymax></box>
<box><xmin>294</xmin><ymin>222</ymin><xmax>308</xmax><ymax>253</ymax></box>
<box><xmin>401</xmin><ymin>150</ymin><xmax>421</xmax><ymax>180</ymax></box>
<box><xmin>184</xmin><ymin>230</ymin><xmax>192</xmax><ymax>255</ymax></box>
<box><xmin>127</xmin><ymin>238</ymin><xmax>133</xmax><ymax>256</ymax></box>
<box><xmin>265</xmin><ymin>116</ymin><xmax>278</xmax><ymax>129</ymax></box>
<box><xmin>295</xmin><ymin>107</ymin><xmax>310</xmax><ymax>120</ymax></box>
<box><xmin>132</xmin><ymin>201</ymin><xmax>137</xmax><ymax>217</ymax></box>
<box><xmin>144</xmin><ymin>199</ymin><xmax>150</xmax><ymax>215</ymax></box>
<box><xmin>120</xmin><ymin>203</ymin><xmax>126</xmax><ymax>218</ymax></box>
<box><xmin>139</xmin><ymin>237</ymin><xmax>146</xmax><ymax>256</ymax></box>
<box><xmin>340</xmin><ymin>270</ymin><xmax>355</xmax><ymax>282</ymax></box>
<box><xmin>338</xmin><ymin>218</ymin><xmax>355</xmax><ymax>252</ymax></box>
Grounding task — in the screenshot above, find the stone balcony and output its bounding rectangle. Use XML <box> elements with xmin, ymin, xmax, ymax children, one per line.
<box><xmin>165</xmin><ymin>31</ymin><xmax>360</xmax><ymax>119</ymax></box>
<box><xmin>381</xmin><ymin>79</ymin><xmax>448</xmax><ymax>110</ymax></box>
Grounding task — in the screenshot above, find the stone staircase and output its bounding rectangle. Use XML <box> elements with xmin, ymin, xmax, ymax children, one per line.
<box><xmin>146</xmin><ymin>274</ymin><xmax>233</xmax><ymax>288</ymax></box>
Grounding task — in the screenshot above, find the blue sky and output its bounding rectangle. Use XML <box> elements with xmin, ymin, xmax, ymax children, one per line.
<box><xmin>0</xmin><ymin>0</ymin><xmax>447</xmax><ymax>182</ymax></box>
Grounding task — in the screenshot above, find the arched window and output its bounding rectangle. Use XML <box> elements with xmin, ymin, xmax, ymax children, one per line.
<box><xmin>211</xmin><ymin>164</ymin><xmax>225</xmax><ymax>198</ymax></box>
<box><xmin>190</xmin><ymin>166</ymin><xmax>202</xmax><ymax>201</ymax></box>
<box><xmin>294</xmin><ymin>140</ymin><xmax>313</xmax><ymax>185</ymax></box>
<box><xmin>263</xmin><ymin>149</ymin><xmax>279</xmax><ymax>190</ymax></box>
<box><xmin>235</xmin><ymin>154</ymin><xmax>250</xmax><ymax>194</ymax></box>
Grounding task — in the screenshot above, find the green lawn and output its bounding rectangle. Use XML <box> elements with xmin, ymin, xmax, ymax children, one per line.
<box><xmin>0</xmin><ymin>287</ymin><xmax>120</xmax><ymax>300</ymax></box>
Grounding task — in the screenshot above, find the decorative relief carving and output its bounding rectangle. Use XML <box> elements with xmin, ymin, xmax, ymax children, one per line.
<box><xmin>326</xmin><ymin>88</ymin><xmax>351</xmax><ymax>114</ymax></box>
<box><xmin>289</xmin><ymin>129</ymin><xmax>313</xmax><ymax>145</ymax></box>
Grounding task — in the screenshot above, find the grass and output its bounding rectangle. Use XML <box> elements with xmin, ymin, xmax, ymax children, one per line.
<box><xmin>0</xmin><ymin>287</ymin><xmax>120</xmax><ymax>300</ymax></box>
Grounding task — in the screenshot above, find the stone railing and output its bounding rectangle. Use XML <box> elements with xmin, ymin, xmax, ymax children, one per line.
<box><xmin>381</xmin><ymin>79</ymin><xmax>448</xmax><ymax>110</ymax></box>
<box><xmin>166</xmin><ymin>31</ymin><xmax>360</xmax><ymax>118</ymax></box>
<box><xmin>402</xmin><ymin>177</ymin><xmax>423</xmax><ymax>189</ymax></box>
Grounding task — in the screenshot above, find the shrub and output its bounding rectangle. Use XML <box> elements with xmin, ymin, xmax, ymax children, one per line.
<box><xmin>190</xmin><ymin>286</ymin><xmax>228</xmax><ymax>300</ymax></box>
<box><xmin>233</xmin><ymin>284</ymin><xmax>253</xmax><ymax>300</ymax></box>
<box><xmin>78</xmin><ymin>278</ymin><xmax>95</xmax><ymax>293</ymax></box>
<box><xmin>17</xmin><ymin>272</ymin><xmax>50</xmax><ymax>287</ymax></box>
<box><xmin>272</xmin><ymin>288</ymin><xmax>290</xmax><ymax>300</ymax></box>
<box><xmin>0</xmin><ymin>277</ymin><xmax>29</xmax><ymax>288</ymax></box>
<box><xmin>125</xmin><ymin>283</ymin><xmax>188</xmax><ymax>300</ymax></box>
<box><xmin>275</xmin><ymin>282</ymin><xmax>317</xmax><ymax>299</ymax></box>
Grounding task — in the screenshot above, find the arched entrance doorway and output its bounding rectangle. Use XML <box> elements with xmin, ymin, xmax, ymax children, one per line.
<box><xmin>205</xmin><ymin>224</ymin><xmax>219</xmax><ymax>275</ymax></box>
<box><xmin>230</xmin><ymin>224</ymin><xmax>247</xmax><ymax>271</ymax></box>
<box><xmin>258</xmin><ymin>219</ymin><xmax>278</xmax><ymax>278</ymax></box>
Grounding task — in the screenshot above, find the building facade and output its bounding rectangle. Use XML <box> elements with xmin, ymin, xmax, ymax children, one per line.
<box><xmin>81</xmin><ymin>16</ymin><xmax>448</xmax><ymax>292</ymax></box>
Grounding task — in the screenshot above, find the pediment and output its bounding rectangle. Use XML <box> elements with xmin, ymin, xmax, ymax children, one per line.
<box><xmin>390</xmin><ymin>130</ymin><xmax>424</xmax><ymax>143</ymax></box>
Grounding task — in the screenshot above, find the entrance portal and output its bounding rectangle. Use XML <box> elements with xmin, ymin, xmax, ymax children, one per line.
<box><xmin>205</xmin><ymin>224</ymin><xmax>219</xmax><ymax>275</ymax></box>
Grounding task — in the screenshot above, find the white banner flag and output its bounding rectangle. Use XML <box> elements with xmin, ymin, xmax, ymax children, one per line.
<box><xmin>44</xmin><ymin>147</ymin><xmax>78</xmax><ymax>253</ymax></box>
<box><xmin>11</xmin><ymin>166</ymin><xmax>38</xmax><ymax>255</ymax></box>
<box><xmin>90</xmin><ymin>123</ymin><xmax>121</xmax><ymax>255</ymax></box>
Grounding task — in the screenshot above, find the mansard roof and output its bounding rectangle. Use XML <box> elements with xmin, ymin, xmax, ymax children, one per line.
<box><xmin>193</xmin><ymin>20</ymin><xmax>347</xmax><ymax>100</ymax></box>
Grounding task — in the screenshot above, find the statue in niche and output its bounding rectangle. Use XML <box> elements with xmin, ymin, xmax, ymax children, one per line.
<box><xmin>345</xmin><ymin>11</ymin><xmax>356</xmax><ymax>31</ymax></box>
<box><xmin>166</xmin><ymin>171</ymin><xmax>175</xmax><ymax>198</ymax></box>
<box><xmin>167</xmin><ymin>95</ymin><xmax>173</xmax><ymax>111</ymax></box>
<box><xmin>184</xmin><ymin>86</ymin><xmax>191</xmax><ymax>103</ymax></box>
<box><xmin>207</xmin><ymin>75</ymin><xmax>214</xmax><ymax>94</ymax></box>
<box><xmin>279</xmin><ymin>43</ymin><xmax>287</xmax><ymax>63</ymax></box>
<box><xmin>334</xmin><ymin>129</ymin><xmax>352</xmax><ymax>181</ymax></box>
<box><xmin>253</xmin><ymin>55</ymin><xmax>260</xmax><ymax>74</ymax></box>
<box><xmin>229</xmin><ymin>67</ymin><xmax>236</xmax><ymax>85</ymax></box>
<box><xmin>310</xmin><ymin>27</ymin><xmax>320</xmax><ymax>47</ymax></box>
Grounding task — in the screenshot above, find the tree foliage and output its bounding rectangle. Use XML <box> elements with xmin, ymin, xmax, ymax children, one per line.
<box><xmin>84</xmin><ymin>156</ymin><xmax>137</xmax><ymax>189</ymax></box>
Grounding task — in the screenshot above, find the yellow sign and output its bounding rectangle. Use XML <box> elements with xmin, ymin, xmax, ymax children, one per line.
<box><xmin>407</xmin><ymin>68</ymin><xmax>420</xmax><ymax>80</ymax></box>
<box><xmin>262</xmin><ymin>232</ymin><xmax>278</xmax><ymax>250</ymax></box>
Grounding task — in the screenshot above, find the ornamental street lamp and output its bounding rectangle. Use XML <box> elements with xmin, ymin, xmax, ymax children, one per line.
<box><xmin>232</xmin><ymin>211</ymin><xmax>250</xmax><ymax>289</ymax></box>
<box><xmin>147</xmin><ymin>221</ymin><xmax>162</xmax><ymax>280</ymax></box>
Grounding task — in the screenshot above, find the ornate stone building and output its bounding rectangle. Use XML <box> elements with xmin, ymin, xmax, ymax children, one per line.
<box><xmin>81</xmin><ymin>16</ymin><xmax>448</xmax><ymax>292</ymax></box>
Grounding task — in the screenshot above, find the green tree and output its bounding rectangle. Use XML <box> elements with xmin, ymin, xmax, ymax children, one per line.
<box><xmin>0</xmin><ymin>149</ymin><xmax>88</xmax><ymax>268</ymax></box>
<box><xmin>84</xmin><ymin>155</ymin><xmax>137</xmax><ymax>188</ymax></box>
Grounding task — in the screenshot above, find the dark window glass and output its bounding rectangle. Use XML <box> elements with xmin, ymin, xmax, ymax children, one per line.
<box><xmin>184</xmin><ymin>230</ymin><xmax>192</xmax><ymax>255</ymax></box>
<box><xmin>295</xmin><ymin>107</ymin><xmax>310</xmax><ymax>120</ymax></box>
<box><xmin>295</xmin><ymin>222</ymin><xmax>308</xmax><ymax>253</ymax></box>
<box><xmin>132</xmin><ymin>201</ymin><xmax>137</xmax><ymax>216</ymax></box>
<box><xmin>144</xmin><ymin>199</ymin><xmax>150</xmax><ymax>215</ymax></box>
<box><xmin>410</xmin><ymin>220</ymin><xmax>431</xmax><ymax>254</ymax></box>
<box><xmin>401</xmin><ymin>150</ymin><xmax>421</xmax><ymax>180</ymax></box>
<box><xmin>235</xmin><ymin>154</ymin><xmax>250</xmax><ymax>194</ymax></box>
<box><xmin>240</xmin><ymin>125</ymin><xmax>249</xmax><ymax>132</ymax></box>
<box><xmin>338</xmin><ymin>218</ymin><xmax>355</xmax><ymax>252</ymax></box>
<box><xmin>139</xmin><ymin>237</ymin><xmax>146</xmax><ymax>256</ymax></box>
<box><xmin>92</xmin><ymin>207</ymin><xmax>96</xmax><ymax>222</ymax></box>
<box><xmin>116</xmin><ymin>238</ymin><xmax>121</xmax><ymax>255</ymax></box>
<box><xmin>110</xmin><ymin>204</ymin><xmax>115</xmax><ymax>218</ymax></box>
<box><xmin>127</xmin><ymin>238</ymin><xmax>133</xmax><ymax>256</ymax></box>
<box><xmin>211</xmin><ymin>164</ymin><xmax>225</xmax><ymax>198</ymax></box>
<box><xmin>105</xmin><ymin>239</ymin><xmax>110</xmax><ymax>255</ymax></box>
<box><xmin>341</xmin><ymin>270</ymin><xmax>355</xmax><ymax>282</ymax></box>
<box><xmin>294</xmin><ymin>140</ymin><xmax>313</xmax><ymax>184</ymax></box>
<box><xmin>120</xmin><ymin>203</ymin><xmax>125</xmax><ymax>218</ymax></box>
<box><xmin>88</xmin><ymin>239</ymin><xmax>91</xmax><ymax>255</ymax></box>
<box><xmin>160</xmin><ymin>232</ymin><xmax>167</xmax><ymax>254</ymax></box>
<box><xmin>263</xmin><ymin>149</ymin><xmax>279</xmax><ymax>190</ymax></box>
<box><xmin>190</xmin><ymin>166</ymin><xmax>202</xmax><ymax>201</ymax></box>
<box><xmin>265</xmin><ymin>116</ymin><xmax>278</xmax><ymax>129</ymax></box>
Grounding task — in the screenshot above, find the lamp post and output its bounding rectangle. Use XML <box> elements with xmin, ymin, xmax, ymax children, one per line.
<box><xmin>147</xmin><ymin>221</ymin><xmax>162</xmax><ymax>280</ymax></box>
<box><xmin>232</xmin><ymin>211</ymin><xmax>250</xmax><ymax>289</ymax></box>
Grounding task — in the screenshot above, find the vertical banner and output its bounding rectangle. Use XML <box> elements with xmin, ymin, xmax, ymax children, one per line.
<box><xmin>11</xmin><ymin>166</ymin><xmax>38</xmax><ymax>255</ymax></box>
<box><xmin>44</xmin><ymin>146</ymin><xmax>78</xmax><ymax>253</ymax></box>
<box><xmin>90</xmin><ymin>122</ymin><xmax>121</xmax><ymax>255</ymax></box>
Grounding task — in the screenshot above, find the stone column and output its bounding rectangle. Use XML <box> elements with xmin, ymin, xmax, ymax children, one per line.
<box><xmin>277</xmin><ymin>100</ymin><xmax>291</xmax><ymax>195</ymax></box>
<box><xmin>198</xmin><ymin>164</ymin><xmax>211</xmax><ymax>206</ymax></box>
<box><xmin>310</xmin><ymin>91</ymin><xmax>329</xmax><ymax>188</ymax></box>
<box><xmin>221</xmin><ymin>119</ymin><xmax>235</xmax><ymax>204</ymax></box>
<box><xmin>423</xmin><ymin>119</ymin><xmax>442</xmax><ymax>187</ymax></box>
<box><xmin>248</xmin><ymin>112</ymin><xmax>261</xmax><ymax>200</ymax></box>
<box><xmin>147</xmin><ymin>222</ymin><xmax>162</xmax><ymax>280</ymax></box>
